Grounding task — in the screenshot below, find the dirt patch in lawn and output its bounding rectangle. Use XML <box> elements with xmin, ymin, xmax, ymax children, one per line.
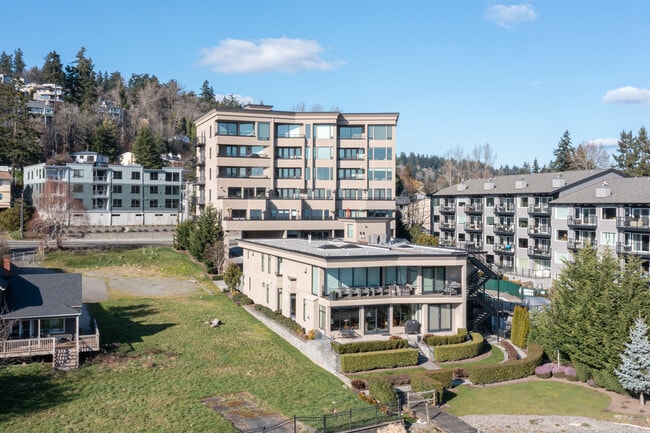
<box><xmin>202</xmin><ymin>391</ymin><xmax>311</xmax><ymax>433</ymax></box>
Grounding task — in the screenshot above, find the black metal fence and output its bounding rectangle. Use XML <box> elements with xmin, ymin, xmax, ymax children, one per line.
<box><xmin>242</xmin><ymin>402</ymin><xmax>402</xmax><ymax>433</ymax></box>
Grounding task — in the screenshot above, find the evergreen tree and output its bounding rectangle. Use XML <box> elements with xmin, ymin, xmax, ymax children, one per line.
<box><xmin>0</xmin><ymin>82</ymin><xmax>41</xmax><ymax>168</ymax></box>
<box><xmin>12</xmin><ymin>48</ymin><xmax>25</xmax><ymax>78</ymax></box>
<box><xmin>532</xmin><ymin>158</ymin><xmax>540</xmax><ymax>173</ymax></box>
<box><xmin>199</xmin><ymin>80</ymin><xmax>216</xmax><ymax>107</ymax></box>
<box><xmin>173</xmin><ymin>219</ymin><xmax>196</xmax><ymax>251</ymax></box>
<box><xmin>132</xmin><ymin>124</ymin><xmax>163</xmax><ymax>169</ymax></box>
<box><xmin>0</xmin><ymin>51</ymin><xmax>12</xmax><ymax>75</ymax></box>
<box><xmin>510</xmin><ymin>305</ymin><xmax>530</xmax><ymax>349</ymax></box>
<box><xmin>189</xmin><ymin>205</ymin><xmax>222</xmax><ymax>262</ymax></box>
<box><xmin>613</xmin><ymin>130</ymin><xmax>639</xmax><ymax>175</ymax></box>
<box><xmin>551</xmin><ymin>130</ymin><xmax>575</xmax><ymax>171</ymax></box>
<box><xmin>615</xmin><ymin>317</ymin><xmax>650</xmax><ymax>406</ymax></box>
<box><xmin>92</xmin><ymin>118</ymin><xmax>118</xmax><ymax>159</ymax></box>
<box><xmin>223</xmin><ymin>262</ymin><xmax>242</xmax><ymax>292</ymax></box>
<box><xmin>635</xmin><ymin>126</ymin><xmax>650</xmax><ymax>176</ymax></box>
<box><xmin>41</xmin><ymin>51</ymin><xmax>65</xmax><ymax>85</ymax></box>
<box><xmin>529</xmin><ymin>249</ymin><xmax>650</xmax><ymax>389</ymax></box>
<box><xmin>65</xmin><ymin>47</ymin><xmax>97</xmax><ymax>110</ymax></box>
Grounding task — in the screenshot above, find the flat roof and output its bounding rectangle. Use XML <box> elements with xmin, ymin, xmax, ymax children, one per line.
<box><xmin>238</xmin><ymin>238</ymin><xmax>466</xmax><ymax>260</ymax></box>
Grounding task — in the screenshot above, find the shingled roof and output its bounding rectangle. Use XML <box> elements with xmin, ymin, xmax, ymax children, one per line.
<box><xmin>1</xmin><ymin>272</ymin><xmax>82</xmax><ymax>320</ymax></box>
<box><xmin>551</xmin><ymin>176</ymin><xmax>650</xmax><ymax>205</ymax></box>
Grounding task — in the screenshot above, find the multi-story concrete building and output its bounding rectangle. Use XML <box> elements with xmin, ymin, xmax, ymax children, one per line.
<box><xmin>239</xmin><ymin>221</ymin><xmax>467</xmax><ymax>339</ymax></box>
<box><xmin>432</xmin><ymin>169</ymin><xmax>625</xmax><ymax>287</ymax></box>
<box><xmin>0</xmin><ymin>169</ymin><xmax>12</xmax><ymax>210</ymax></box>
<box><xmin>194</xmin><ymin>104</ymin><xmax>399</xmax><ymax>245</ymax></box>
<box><xmin>24</xmin><ymin>151</ymin><xmax>185</xmax><ymax>226</ymax></box>
<box><xmin>21</xmin><ymin>82</ymin><xmax>64</xmax><ymax>105</ymax></box>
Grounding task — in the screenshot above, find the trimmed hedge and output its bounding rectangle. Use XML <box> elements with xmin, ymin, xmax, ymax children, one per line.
<box><xmin>424</xmin><ymin>328</ymin><xmax>468</xmax><ymax>346</ymax></box>
<box><xmin>253</xmin><ymin>304</ymin><xmax>304</xmax><ymax>334</ymax></box>
<box><xmin>231</xmin><ymin>291</ymin><xmax>253</xmax><ymax>306</ymax></box>
<box><xmin>433</xmin><ymin>332</ymin><xmax>484</xmax><ymax>362</ymax></box>
<box><xmin>425</xmin><ymin>368</ymin><xmax>453</xmax><ymax>389</ymax></box>
<box><xmin>409</xmin><ymin>374</ymin><xmax>444</xmax><ymax>403</ymax></box>
<box><xmin>367</xmin><ymin>377</ymin><xmax>398</xmax><ymax>405</ymax></box>
<box><xmin>340</xmin><ymin>348</ymin><xmax>419</xmax><ymax>373</ymax></box>
<box><xmin>468</xmin><ymin>343</ymin><xmax>544</xmax><ymax>385</ymax></box>
<box><xmin>331</xmin><ymin>338</ymin><xmax>409</xmax><ymax>354</ymax></box>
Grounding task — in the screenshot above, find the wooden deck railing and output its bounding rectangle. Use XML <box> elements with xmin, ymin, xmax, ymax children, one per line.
<box><xmin>0</xmin><ymin>337</ymin><xmax>56</xmax><ymax>358</ymax></box>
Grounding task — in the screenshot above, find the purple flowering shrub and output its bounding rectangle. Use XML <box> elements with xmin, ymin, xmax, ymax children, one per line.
<box><xmin>552</xmin><ymin>365</ymin><xmax>565</xmax><ymax>378</ymax></box>
<box><xmin>564</xmin><ymin>366</ymin><xmax>578</xmax><ymax>381</ymax></box>
<box><xmin>535</xmin><ymin>363</ymin><xmax>554</xmax><ymax>378</ymax></box>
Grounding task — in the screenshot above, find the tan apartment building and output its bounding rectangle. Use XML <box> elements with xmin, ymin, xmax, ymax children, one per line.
<box><xmin>0</xmin><ymin>170</ymin><xmax>12</xmax><ymax>209</ymax></box>
<box><xmin>194</xmin><ymin>104</ymin><xmax>399</xmax><ymax>245</ymax></box>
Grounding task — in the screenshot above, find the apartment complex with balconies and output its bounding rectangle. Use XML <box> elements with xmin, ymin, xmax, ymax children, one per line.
<box><xmin>432</xmin><ymin>169</ymin><xmax>625</xmax><ymax>286</ymax></box>
<box><xmin>194</xmin><ymin>104</ymin><xmax>399</xmax><ymax>244</ymax></box>
<box><xmin>23</xmin><ymin>151</ymin><xmax>184</xmax><ymax>226</ymax></box>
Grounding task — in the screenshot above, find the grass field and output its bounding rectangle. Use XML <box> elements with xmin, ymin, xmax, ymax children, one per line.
<box><xmin>0</xmin><ymin>248</ymin><xmax>360</xmax><ymax>433</ymax></box>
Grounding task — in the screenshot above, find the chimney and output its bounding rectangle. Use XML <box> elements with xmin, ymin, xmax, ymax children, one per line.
<box><xmin>596</xmin><ymin>181</ymin><xmax>611</xmax><ymax>198</ymax></box>
<box><xmin>515</xmin><ymin>176</ymin><xmax>527</xmax><ymax>189</ymax></box>
<box><xmin>484</xmin><ymin>178</ymin><xmax>495</xmax><ymax>190</ymax></box>
<box><xmin>552</xmin><ymin>174</ymin><xmax>566</xmax><ymax>188</ymax></box>
<box><xmin>3</xmin><ymin>255</ymin><xmax>10</xmax><ymax>278</ymax></box>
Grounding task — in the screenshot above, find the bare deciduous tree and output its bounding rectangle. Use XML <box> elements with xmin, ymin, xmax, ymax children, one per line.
<box><xmin>28</xmin><ymin>179</ymin><xmax>86</xmax><ymax>249</ymax></box>
<box><xmin>571</xmin><ymin>141</ymin><xmax>611</xmax><ymax>170</ymax></box>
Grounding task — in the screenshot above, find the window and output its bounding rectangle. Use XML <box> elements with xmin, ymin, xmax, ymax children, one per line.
<box><xmin>428</xmin><ymin>304</ymin><xmax>452</xmax><ymax>332</ymax></box>
<box><xmin>369</xmin><ymin>147</ymin><xmax>392</xmax><ymax>160</ymax></box>
<box><xmin>368</xmin><ymin>125</ymin><xmax>393</xmax><ymax>140</ymax></box>
<box><xmin>131</xmin><ymin>185</ymin><xmax>140</xmax><ymax>194</ymax></box>
<box><xmin>319</xmin><ymin>306</ymin><xmax>326</xmax><ymax>330</ymax></box>
<box><xmin>339</xmin><ymin>126</ymin><xmax>363</xmax><ymax>139</ymax></box>
<box><xmin>339</xmin><ymin>148</ymin><xmax>364</xmax><ymax>160</ymax></box>
<box><xmin>258</xmin><ymin>122</ymin><xmax>270</xmax><ymax>140</ymax></box>
<box><xmin>150</xmin><ymin>186</ymin><xmax>158</xmax><ymax>194</ymax></box>
<box><xmin>73</xmin><ymin>169</ymin><xmax>83</xmax><ymax>178</ymax></box>
<box><xmin>518</xmin><ymin>218</ymin><xmax>528</xmax><ymax>228</ymax></box>
<box><xmin>149</xmin><ymin>199</ymin><xmax>158</xmax><ymax>208</ymax></box>
<box><xmin>131</xmin><ymin>199</ymin><xmax>140</xmax><ymax>208</ymax></box>
<box><xmin>150</xmin><ymin>172</ymin><xmax>159</xmax><ymax>181</ymax></box>
<box><xmin>165</xmin><ymin>172</ymin><xmax>180</xmax><ymax>182</ymax></box>
<box><xmin>314</xmin><ymin>124</ymin><xmax>334</xmax><ymax>139</ymax></box>
<box><xmin>276</xmin><ymin>168</ymin><xmax>302</xmax><ymax>179</ymax></box>
<box><xmin>338</xmin><ymin>168</ymin><xmax>364</xmax><ymax>180</ymax></box>
<box><xmin>113</xmin><ymin>170</ymin><xmax>122</xmax><ymax>180</ymax></box>
<box><xmin>602</xmin><ymin>208</ymin><xmax>616</xmax><ymax>220</ymax></box>
<box><xmin>131</xmin><ymin>171</ymin><xmax>140</xmax><ymax>180</ymax></box>
<box><xmin>557</xmin><ymin>230</ymin><xmax>568</xmax><ymax>241</ymax></box>
<box><xmin>72</xmin><ymin>184</ymin><xmax>83</xmax><ymax>193</ymax></box>
<box><xmin>518</xmin><ymin>238</ymin><xmax>528</xmax><ymax>248</ymax></box>
<box><xmin>486</xmin><ymin>216</ymin><xmax>494</xmax><ymax>226</ymax></box>
<box><xmin>218</xmin><ymin>121</ymin><xmax>254</xmax><ymax>136</ymax></box>
<box><xmin>315</xmin><ymin>146</ymin><xmax>332</xmax><ymax>159</ymax></box>
<box><xmin>42</xmin><ymin>318</ymin><xmax>64</xmax><ymax>334</ymax></box>
<box><xmin>164</xmin><ymin>199</ymin><xmax>179</xmax><ymax>208</ymax></box>
<box><xmin>316</xmin><ymin>167</ymin><xmax>332</xmax><ymax>180</ymax></box>
<box><xmin>112</xmin><ymin>199</ymin><xmax>122</xmax><ymax>208</ymax></box>
<box><xmin>520</xmin><ymin>197</ymin><xmax>528</xmax><ymax>207</ymax></box>
<box><xmin>601</xmin><ymin>232</ymin><xmax>616</xmax><ymax>246</ymax></box>
<box><xmin>276</xmin><ymin>147</ymin><xmax>302</xmax><ymax>159</ymax></box>
<box><xmin>112</xmin><ymin>185</ymin><xmax>122</xmax><ymax>193</ymax></box>
<box><xmin>486</xmin><ymin>235</ymin><xmax>494</xmax><ymax>245</ymax></box>
<box><xmin>277</xmin><ymin>124</ymin><xmax>301</xmax><ymax>138</ymax></box>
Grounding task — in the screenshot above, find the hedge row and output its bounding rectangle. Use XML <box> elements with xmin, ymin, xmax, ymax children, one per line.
<box><xmin>331</xmin><ymin>338</ymin><xmax>409</xmax><ymax>354</ymax></box>
<box><xmin>252</xmin><ymin>304</ymin><xmax>304</xmax><ymax>334</ymax></box>
<box><xmin>367</xmin><ymin>377</ymin><xmax>398</xmax><ymax>405</ymax></box>
<box><xmin>424</xmin><ymin>328</ymin><xmax>468</xmax><ymax>346</ymax></box>
<box><xmin>423</xmin><ymin>368</ymin><xmax>453</xmax><ymax>389</ymax></box>
<box><xmin>433</xmin><ymin>332</ymin><xmax>484</xmax><ymax>362</ymax></box>
<box><xmin>409</xmin><ymin>374</ymin><xmax>444</xmax><ymax>403</ymax></box>
<box><xmin>468</xmin><ymin>343</ymin><xmax>544</xmax><ymax>385</ymax></box>
<box><xmin>340</xmin><ymin>348</ymin><xmax>419</xmax><ymax>373</ymax></box>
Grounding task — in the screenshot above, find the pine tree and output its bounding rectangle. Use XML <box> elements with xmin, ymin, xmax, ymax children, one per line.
<box><xmin>199</xmin><ymin>80</ymin><xmax>216</xmax><ymax>107</ymax></box>
<box><xmin>615</xmin><ymin>317</ymin><xmax>650</xmax><ymax>406</ymax></box>
<box><xmin>42</xmin><ymin>51</ymin><xmax>65</xmax><ymax>85</ymax></box>
<box><xmin>635</xmin><ymin>127</ymin><xmax>650</xmax><ymax>176</ymax></box>
<box><xmin>551</xmin><ymin>130</ymin><xmax>575</xmax><ymax>172</ymax></box>
<box><xmin>0</xmin><ymin>82</ymin><xmax>41</xmax><ymax>168</ymax></box>
<box><xmin>93</xmin><ymin>118</ymin><xmax>118</xmax><ymax>160</ymax></box>
<box><xmin>189</xmin><ymin>205</ymin><xmax>222</xmax><ymax>262</ymax></box>
<box><xmin>532</xmin><ymin>158</ymin><xmax>540</xmax><ymax>173</ymax></box>
<box><xmin>131</xmin><ymin>124</ymin><xmax>162</xmax><ymax>169</ymax></box>
<box><xmin>614</xmin><ymin>130</ymin><xmax>640</xmax><ymax>175</ymax></box>
<box><xmin>0</xmin><ymin>51</ymin><xmax>12</xmax><ymax>75</ymax></box>
<box><xmin>12</xmin><ymin>48</ymin><xmax>25</xmax><ymax>78</ymax></box>
<box><xmin>65</xmin><ymin>47</ymin><xmax>97</xmax><ymax>110</ymax></box>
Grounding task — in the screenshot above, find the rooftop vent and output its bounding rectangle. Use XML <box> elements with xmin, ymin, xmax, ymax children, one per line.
<box><xmin>515</xmin><ymin>176</ymin><xmax>527</xmax><ymax>189</ymax></box>
<box><xmin>596</xmin><ymin>180</ymin><xmax>611</xmax><ymax>198</ymax></box>
<box><xmin>456</xmin><ymin>179</ymin><xmax>467</xmax><ymax>191</ymax></box>
<box><xmin>484</xmin><ymin>178</ymin><xmax>495</xmax><ymax>190</ymax></box>
<box><xmin>552</xmin><ymin>175</ymin><xmax>566</xmax><ymax>188</ymax></box>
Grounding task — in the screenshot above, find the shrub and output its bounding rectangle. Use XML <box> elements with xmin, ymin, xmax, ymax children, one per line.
<box><xmin>552</xmin><ymin>365</ymin><xmax>565</xmax><ymax>378</ymax></box>
<box><xmin>351</xmin><ymin>378</ymin><xmax>367</xmax><ymax>390</ymax></box>
<box><xmin>433</xmin><ymin>332</ymin><xmax>484</xmax><ymax>362</ymax></box>
<box><xmin>381</xmin><ymin>374</ymin><xmax>411</xmax><ymax>386</ymax></box>
<box><xmin>367</xmin><ymin>377</ymin><xmax>398</xmax><ymax>405</ymax></box>
<box><xmin>564</xmin><ymin>366</ymin><xmax>578</xmax><ymax>381</ymax></box>
<box><xmin>340</xmin><ymin>349</ymin><xmax>419</xmax><ymax>373</ymax></box>
<box><xmin>426</xmin><ymin>368</ymin><xmax>453</xmax><ymax>389</ymax></box>
<box><xmin>510</xmin><ymin>305</ymin><xmax>530</xmax><ymax>349</ymax></box>
<box><xmin>469</xmin><ymin>343</ymin><xmax>544</xmax><ymax>385</ymax></box>
<box><xmin>306</xmin><ymin>329</ymin><xmax>317</xmax><ymax>340</ymax></box>
<box><xmin>331</xmin><ymin>339</ymin><xmax>409</xmax><ymax>354</ymax></box>
<box><xmin>592</xmin><ymin>369</ymin><xmax>626</xmax><ymax>394</ymax></box>
<box><xmin>231</xmin><ymin>291</ymin><xmax>253</xmax><ymax>306</ymax></box>
<box><xmin>252</xmin><ymin>304</ymin><xmax>303</xmax><ymax>335</ymax></box>
<box><xmin>535</xmin><ymin>363</ymin><xmax>554</xmax><ymax>379</ymax></box>
<box><xmin>409</xmin><ymin>374</ymin><xmax>443</xmax><ymax>403</ymax></box>
<box><xmin>453</xmin><ymin>367</ymin><xmax>469</xmax><ymax>379</ymax></box>
<box><xmin>573</xmin><ymin>362</ymin><xmax>592</xmax><ymax>382</ymax></box>
<box><xmin>424</xmin><ymin>330</ymin><xmax>467</xmax><ymax>346</ymax></box>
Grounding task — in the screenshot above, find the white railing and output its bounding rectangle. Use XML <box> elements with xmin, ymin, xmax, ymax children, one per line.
<box><xmin>0</xmin><ymin>337</ymin><xmax>55</xmax><ymax>356</ymax></box>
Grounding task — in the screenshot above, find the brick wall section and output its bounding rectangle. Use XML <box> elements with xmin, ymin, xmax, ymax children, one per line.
<box><xmin>244</xmin><ymin>306</ymin><xmax>350</xmax><ymax>387</ymax></box>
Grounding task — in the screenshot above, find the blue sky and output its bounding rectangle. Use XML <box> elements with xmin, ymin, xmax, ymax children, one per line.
<box><xmin>3</xmin><ymin>1</ymin><xmax>650</xmax><ymax>167</ymax></box>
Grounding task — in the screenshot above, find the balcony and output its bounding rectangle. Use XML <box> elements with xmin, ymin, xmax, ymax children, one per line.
<box><xmin>439</xmin><ymin>204</ymin><xmax>455</xmax><ymax>214</ymax></box>
<box><xmin>616</xmin><ymin>242</ymin><xmax>650</xmax><ymax>258</ymax></box>
<box><xmin>528</xmin><ymin>203</ymin><xmax>550</xmax><ymax>216</ymax></box>
<box><xmin>493</xmin><ymin>223</ymin><xmax>515</xmax><ymax>235</ymax></box>
<box><xmin>438</xmin><ymin>238</ymin><xmax>456</xmax><ymax>247</ymax></box>
<box><xmin>493</xmin><ymin>244</ymin><xmax>515</xmax><ymax>255</ymax></box>
<box><xmin>494</xmin><ymin>204</ymin><xmax>515</xmax><ymax>215</ymax></box>
<box><xmin>617</xmin><ymin>217</ymin><xmax>650</xmax><ymax>231</ymax></box>
<box><xmin>527</xmin><ymin>246</ymin><xmax>551</xmax><ymax>259</ymax></box>
<box><xmin>439</xmin><ymin>221</ymin><xmax>456</xmax><ymax>231</ymax></box>
<box><xmin>92</xmin><ymin>189</ymin><xmax>108</xmax><ymax>197</ymax></box>
<box><xmin>196</xmin><ymin>156</ymin><xmax>205</xmax><ymax>166</ymax></box>
<box><xmin>195</xmin><ymin>137</ymin><xmax>205</xmax><ymax>147</ymax></box>
<box><xmin>568</xmin><ymin>238</ymin><xmax>597</xmax><ymax>250</ymax></box>
<box><xmin>464</xmin><ymin>222</ymin><xmax>483</xmax><ymax>232</ymax></box>
<box><xmin>465</xmin><ymin>203</ymin><xmax>483</xmax><ymax>214</ymax></box>
<box><xmin>528</xmin><ymin>225</ymin><xmax>551</xmax><ymax>237</ymax></box>
<box><xmin>196</xmin><ymin>176</ymin><xmax>205</xmax><ymax>185</ymax></box>
<box><xmin>322</xmin><ymin>282</ymin><xmax>462</xmax><ymax>301</ymax></box>
<box><xmin>567</xmin><ymin>215</ymin><xmax>597</xmax><ymax>228</ymax></box>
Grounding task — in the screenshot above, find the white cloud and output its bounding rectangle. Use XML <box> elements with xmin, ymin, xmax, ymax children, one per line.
<box><xmin>586</xmin><ymin>137</ymin><xmax>619</xmax><ymax>148</ymax></box>
<box><xmin>198</xmin><ymin>37</ymin><xmax>343</xmax><ymax>74</ymax></box>
<box><xmin>602</xmin><ymin>86</ymin><xmax>650</xmax><ymax>105</ymax></box>
<box><xmin>214</xmin><ymin>93</ymin><xmax>256</xmax><ymax>105</ymax></box>
<box><xmin>484</xmin><ymin>3</ymin><xmax>537</xmax><ymax>28</ymax></box>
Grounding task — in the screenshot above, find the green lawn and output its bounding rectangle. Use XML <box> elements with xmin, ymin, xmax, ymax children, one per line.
<box><xmin>445</xmin><ymin>381</ymin><xmax>616</xmax><ymax>421</ymax></box>
<box><xmin>0</xmin><ymin>248</ymin><xmax>360</xmax><ymax>433</ymax></box>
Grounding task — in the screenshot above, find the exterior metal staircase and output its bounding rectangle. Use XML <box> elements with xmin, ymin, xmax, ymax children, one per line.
<box><xmin>466</xmin><ymin>251</ymin><xmax>501</xmax><ymax>332</ymax></box>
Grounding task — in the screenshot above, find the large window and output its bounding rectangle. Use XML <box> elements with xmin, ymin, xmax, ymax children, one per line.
<box><xmin>338</xmin><ymin>168</ymin><xmax>364</xmax><ymax>180</ymax></box>
<box><xmin>368</xmin><ymin>125</ymin><xmax>393</xmax><ymax>140</ymax></box>
<box><xmin>314</xmin><ymin>124</ymin><xmax>334</xmax><ymax>139</ymax></box>
<box><xmin>276</xmin><ymin>124</ymin><xmax>301</xmax><ymax>138</ymax></box>
<box><xmin>276</xmin><ymin>147</ymin><xmax>302</xmax><ymax>159</ymax></box>
<box><xmin>315</xmin><ymin>146</ymin><xmax>332</xmax><ymax>159</ymax></box>
<box><xmin>339</xmin><ymin>126</ymin><xmax>363</xmax><ymax>139</ymax></box>
<box><xmin>218</xmin><ymin>121</ymin><xmax>254</xmax><ymax>136</ymax></box>
<box><xmin>258</xmin><ymin>122</ymin><xmax>270</xmax><ymax>140</ymax></box>
<box><xmin>369</xmin><ymin>147</ymin><xmax>392</xmax><ymax>160</ymax></box>
<box><xmin>339</xmin><ymin>148</ymin><xmax>364</xmax><ymax>160</ymax></box>
<box><xmin>316</xmin><ymin>167</ymin><xmax>332</xmax><ymax>180</ymax></box>
<box><xmin>428</xmin><ymin>304</ymin><xmax>452</xmax><ymax>332</ymax></box>
<box><xmin>331</xmin><ymin>307</ymin><xmax>359</xmax><ymax>331</ymax></box>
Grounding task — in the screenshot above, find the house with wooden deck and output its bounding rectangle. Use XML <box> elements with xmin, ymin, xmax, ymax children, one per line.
<box><xmin>0</xmin><ymin>257</ymin><xmax>100</xmax><ymax>369</ymax></box>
